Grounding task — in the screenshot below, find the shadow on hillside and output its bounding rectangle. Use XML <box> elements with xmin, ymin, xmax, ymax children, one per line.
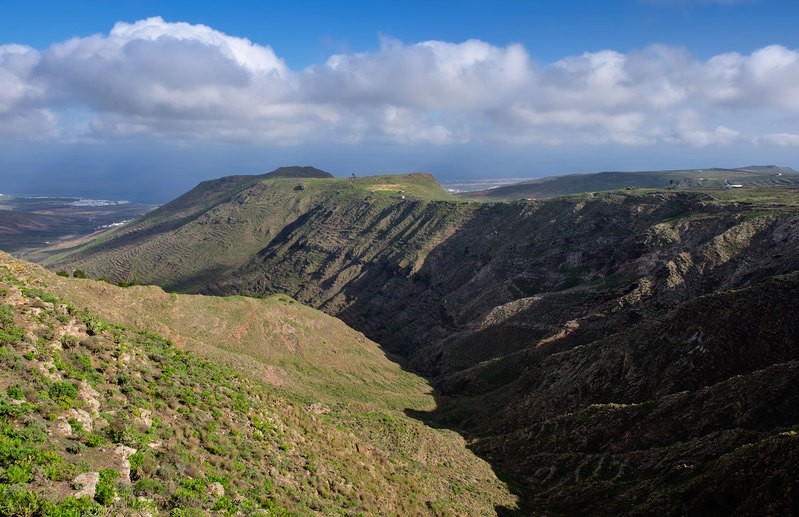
<box><xmin>320</xmin><ymin>204</ymin><xmax>541</xmax><ymax>513</ymax></box>
<box><xmin>403</xmin><ymin>406</ymin><xmax>528</xmax><ymax>516</ymax></box>
<box><xmin>317</xmin><ymin>192</ymin><xmax>799</xmax><ymax>516</ymax></box>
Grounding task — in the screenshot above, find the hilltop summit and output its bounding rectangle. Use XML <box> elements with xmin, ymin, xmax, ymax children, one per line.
<box><xmin>260</xmin><ymin>166</ymin><xmax>333</xmax><ymax>179</ymax></box>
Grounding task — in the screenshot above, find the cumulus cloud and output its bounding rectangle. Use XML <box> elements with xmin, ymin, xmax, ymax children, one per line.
<box><xmin>760</xmin><ymin>133</ymin><xmax>799</xmax><ymax>146</ymax></box>
<box><xmin>303</xmin><ymin>37</ymin><xmax>531</xmax><ymax>110</ymax></box>
<box><xmin>0</xmin><ymin>17</ymin><xmax>798</xmax><ymax>147</ymax></box>
<box><xmin>38</xmin><ymin>18</ymin><xmax>294</xmax><ymax>126</ymax></box>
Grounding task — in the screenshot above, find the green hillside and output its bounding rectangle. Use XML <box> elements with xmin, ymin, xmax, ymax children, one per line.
<box><xmin>0</xmin><ymin>253</ymin><xmax>516</xmax><ymax>515</ymax></box>
<box><xmin>459</xmin><ymin>165</ymin><xmax>799</xmax><ymax>201</ymax></box>
<box><xmin>30</xmin><ymin>167</ymin><xmax>799</xmax><ymax>514</ymax></box>
<box><xmin>42</xmin><ymin>170</ymin><xmax>457</xmax><ymax>292</ymax></box>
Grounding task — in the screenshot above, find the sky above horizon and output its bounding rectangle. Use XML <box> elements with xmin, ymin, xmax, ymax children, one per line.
<box><xmin>1</xmin><ymin>0</ymin><xmax>798</xmax><ymax>202</ymax></box>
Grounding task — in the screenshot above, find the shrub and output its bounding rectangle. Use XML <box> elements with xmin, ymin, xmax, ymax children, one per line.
<box><xmin>0</xmin><ymin>304</ymin><xmax>24</xmax><ymax>346</ymax></box>
<box><xmin>133</xmin><ymin>478</ymin><xmax>166</xmax><ymax>497</ymax></box>
<box><xmin>6</xmin><ymin>385</ymin><xmax>24</xmax><ymax>400</ymax></box>
<box><xmin>94</xmin><ymin>469</ymin><xmax>119</xmax><ymax>506</ymax></box>
<box><xmin>42</xmin><ymin>453</ymin><xmax>77</xmax><ymax>482</ymax></box>
<box><xmin>0</xmin><ymin>486</ymin><xmax>39</xmax><ymax>516</ymax></box>
<box><xmin>82</xmin><ymin>316</ymin><xmax>107</xmax><ymax>337</ymax></box>
<box><xmin>71</xmin><ymin>270</ymin><xmax>87</xmax><ymax>279</ymax></box>
<box><xmin>4</xmin><ymin>462</ymin><xmax>32</xmax><ymax>484</ymax></box>
<box><xmin>48</xmin><ymin>381</ymin><xmax>78</xmax><ymax>406</ymax></box>
<box><xmin>41</xmin><ymin>495</ymin><xmax>103</xmax><ymax>516</ymax></box>
<box><xmin>85</xmin><ymin>433</ymin><xmax>105</xmax><ymax>448</ymax></box>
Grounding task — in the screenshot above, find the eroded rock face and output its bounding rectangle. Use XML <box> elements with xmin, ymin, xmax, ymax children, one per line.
<box><xmin>53</xmin><ymin>416</ymin><xmax>73</xmax><ymax>437</ymax></box>
<box><xmin>135</xmin><ymin>408</ymin><xmax>153</xmax><ymax>429</ymax></box>
<box><xmin>78</xmin><ymin>380</ymin><xmax>101</xmax><ymax>417</ymax></box>
<box><xmin>73</xmin><ymin>471</ymin><xmax>100</xmax><ymax>499</ymax></box>
<box><xmin>208</xmin><ymin>482</ymin><xmax>225</xmax><ymax>499</ymax></box>
<box><xmin>114</xmin><ymin>445</ymin><xmax>138</xmax><ymax>483</ymax></box>
<box><xmin>211</xmin><ymin>193</ymin><xmax>798</xmax><ymax>368</ymax></box>
<box><xmin>64</xmin><ymin>408</ymin><xmax>94</xmax><ymax>432</ymax></box>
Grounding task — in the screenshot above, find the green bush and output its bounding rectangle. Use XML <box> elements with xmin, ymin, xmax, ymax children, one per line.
<box><xmin>48</xmin><ymin>381</ymin><xmax>78</xmax><ymax>406</ymax></box>
<box><xmin>82</xmin><ymin>316</ymin><xmax>107</xmax><ymax>336</ymax></box>
<box><xmin>94</xmin><ymin>469</ymin><xmax>119</xmax><ymax>506</ymax></box>
<box><xmin>0</xmin><ymin>304</ymin><xmax>24</xmax><ymax>346</ymax></box>
<box><xmin>133</xmin><ymin>477</ymin><xmax>166</xmax><ymax>497</ymax></box>
<box><xmin>42</xmin><ymin>453</ymin><xmax>77</xmax><ymax>482</ymax></box>
<box><xmin>0</xmin><ymin>486</ymin><xmax>39</xmax><ymax>516</ymax></box>
<box><xmin>41</xmin><ymin>495</ymin><xmax>103</xmax><ymax>516</ymax></box>
<box><xmin>6</xmin><ymin>385</ymin><xmax>24</xmax><ymax>400</ymax></box>
<box><xmin>4</xmin><ymin>462</ymin><xmax>32</xmax><ymax>484</ymax></box>
<box><xmin>71</xmin><ymin>270</ymin><xmax>87</xmax><ymax>279</ymax></box>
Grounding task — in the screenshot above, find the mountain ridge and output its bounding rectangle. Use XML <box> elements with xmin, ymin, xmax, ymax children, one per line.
<box><xmin>460</xmin><ymin>164</ymin><xmax>799</xmax><ymax>201</ymax></box>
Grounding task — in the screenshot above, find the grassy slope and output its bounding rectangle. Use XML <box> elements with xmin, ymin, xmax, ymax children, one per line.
<box><xmin>43</xmin><ymin>173</ymin><xmax>457</xmax><ymax>292</ymax></box>
<box><xmin>460</xmin><ymin>166</ymin><xmax>799</xmax><ymax>201</ymax></box>
<box><xmin>0</xmin><ymin>252</ymin><xmax>516</xmax><ymax>515</ymax></box>
<box><xmin>45</xmin><ymin>275</ymin><xmax>431</xmax><ymax>412</ymax></box>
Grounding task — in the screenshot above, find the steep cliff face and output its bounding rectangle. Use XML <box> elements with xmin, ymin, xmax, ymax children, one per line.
<box><xmin>43</xmin><ymin>179</ymin><xmax>799</xmax><ymax>514</ymax></box>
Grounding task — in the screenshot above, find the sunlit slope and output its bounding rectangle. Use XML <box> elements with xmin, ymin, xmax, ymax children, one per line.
<box><xmin>44</xmin><ymin>170</ymin><xmax>458</xmax><ymax>292</ymax></box>
<box><xmin>45</xmin><ymin>274</ymin><xmax>431</xmax><ymax>411</ymax></box>
<box><xmin>0</xmin><ymin>252</ymin><xmax>517</xmax><ymax>515</ymax></box>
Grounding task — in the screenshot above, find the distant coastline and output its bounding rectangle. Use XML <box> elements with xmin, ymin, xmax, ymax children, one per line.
<box><xmin>441</xmin><ymin>178</ymin><xmax>529</xmax><ymax>193</ymax></box>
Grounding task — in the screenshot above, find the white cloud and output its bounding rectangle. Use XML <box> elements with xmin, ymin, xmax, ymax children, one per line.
<box><xmin>703</xmin><ymin>45</ymin><xmax>799</xmax><ymax>109</ymax></box>
<box><xmin>0</xmin><ymin>17</ymin><xmax>797</xmax><ymax>148</ymax></box>
<box><xmin>303</xmin><ymin>37</ymin><xmax>531</xmax><ymax>110</ymax></box>
<box><xmin>38</xmin><ymin>17</ymin><xmax>292</xmax><ymax>118</ymax></box>
<box><xmin>760</xmin><ymin>133</ymin><xmax>799</xmax><ymax>146</ymax></box>
<box><xmin>0</xmin><ymin>44</ymin><xmax>40</xmax><ymax>113</ymax></box>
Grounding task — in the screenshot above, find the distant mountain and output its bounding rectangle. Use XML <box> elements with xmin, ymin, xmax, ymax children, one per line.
<box><xmin>460</xmin><ymin>165</ymin><xmax>799</xmax><ymax>201</ymax></box>
<box><xmin>34</xmin><ymin>168</ymin><xmax>799</xmax><ymax>514</ymax></box>
<box><xmin>260</xmin><ymin>165</ymin><xmax>334</xmax><ymax>179</ymax></box>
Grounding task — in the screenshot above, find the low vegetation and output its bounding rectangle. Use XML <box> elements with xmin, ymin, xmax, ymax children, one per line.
<box><xmin>0</xmin><ymin>255</ymin><xmax>516</xmax><ymax>515</ymax></box>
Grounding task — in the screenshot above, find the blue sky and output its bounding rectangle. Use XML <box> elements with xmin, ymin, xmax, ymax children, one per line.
<box><xmin>1</xmin><ymin>0</ymin><xmax>798</xmax><ymax>201</ymax></box>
